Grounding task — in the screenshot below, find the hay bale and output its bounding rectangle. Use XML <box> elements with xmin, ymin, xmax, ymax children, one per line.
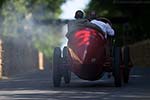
<box><xmin>129</xmin><ymin>39</ymin><xmax>150</xmax><ymax>67</ymax></box>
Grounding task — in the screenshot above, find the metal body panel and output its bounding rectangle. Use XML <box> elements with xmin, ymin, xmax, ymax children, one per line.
<box><xmin>67</xmin><ymin>28</ymin><xmax>107</xmax><ymax>80</ymax></box>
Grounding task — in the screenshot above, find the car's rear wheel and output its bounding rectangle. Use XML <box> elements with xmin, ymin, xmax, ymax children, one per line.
<box><xmin>53</xmin><ymin>47</ymin><xmax>62</xmax><ymax>87</ymax></box>
<box><xmin>123</xmin><ymin>46</ymin><xmax>130</xmax><ymax>83</ymax></box>
<box><xmin>63</xmin><ymin>47</ymin><xmax>71</xmax><ymax>84</ymax></box>
<box><xmin>112</xmin><ymin>47</ymin><xmax>122</xmax><ymax>87</ymax></box>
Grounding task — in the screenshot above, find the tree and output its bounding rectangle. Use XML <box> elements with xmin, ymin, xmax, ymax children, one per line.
<box><xmin>86</xmin><ymin>0</ymin><xmax>150</xmax><ymax>45</ymax></box>
<box><xmin>27</xmin><ymin>0</ymin><xmax>66</xmax><ymax>19</ymax></box>
<box><xmin>1</xmin><ymin>0</ymin><xmax>66</xmax><ymax>59</ymax></box>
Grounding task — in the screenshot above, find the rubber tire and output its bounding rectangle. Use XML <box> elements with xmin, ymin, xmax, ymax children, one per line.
<box><xmin>52</xmin><ymin>47</ymin><xmax>62</xmax><ymax>87</ymax></box>
<box><xmin>112</xmin><ymin>47</ymin><xmax>122</xmax><ymax>87</ymax></box>
<box><xmin>63</xmin><ymin>47</ymin><xmax>71</xmax><ymax>84</ymax></box>
<box><xmin>123</xmin><ymin>46</ymin><xmax>130</xmax><ymax>83</ymax></box>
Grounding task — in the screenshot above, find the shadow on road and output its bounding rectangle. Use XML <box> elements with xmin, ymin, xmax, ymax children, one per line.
<box><xmin>0</xmin><ymin>67</ymin><xmax>150</xmax><ymax>100</ymax></box>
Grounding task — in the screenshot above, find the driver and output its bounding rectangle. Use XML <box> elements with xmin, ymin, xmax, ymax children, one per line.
<box><xmin>67</xmin><ymin>10</ymin><xmax>88</xmax><ymax>37</ymax></box>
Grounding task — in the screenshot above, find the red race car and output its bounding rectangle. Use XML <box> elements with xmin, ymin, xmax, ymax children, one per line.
<box><xmin>52</xmin><ymin>21</ymin><xmax>133</xmax><ymax>87</ymax></box>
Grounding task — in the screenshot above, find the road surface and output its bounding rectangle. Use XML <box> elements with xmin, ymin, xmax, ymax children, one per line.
<box><xmin>0</xmin><ymin>67</ymin><xmax>150</xmax><ymax>100</ymax></box>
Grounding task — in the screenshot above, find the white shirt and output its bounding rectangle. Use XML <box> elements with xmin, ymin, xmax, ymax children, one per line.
<box><xmin>91</xmin><ymin>19</ymin><xmax>114</xmax><ymax>38</ymax></box>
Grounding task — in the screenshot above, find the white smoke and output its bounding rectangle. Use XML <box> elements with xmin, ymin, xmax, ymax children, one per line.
<box><xmin>0</xmin><ymin>1</ymin><xmax>66</xmax><ymax>58</ymax></box>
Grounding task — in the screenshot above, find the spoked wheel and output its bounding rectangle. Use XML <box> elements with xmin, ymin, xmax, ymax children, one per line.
<box><xmin>52</xmin><ymin>47</ymin><xmax>62</xmax><ymax>87</ymax></box>
<box><xmin>63</xmin><ymin>47</ymin><xmax>71</xmax><ymax>84</ymax></box>
<box><xmin>112</xmin><ymin>47</ymin><xmax>122</xmax><ymax>87</ymax></box>
<box><xmin>123</xmin><ymin>46</ymin><xmax>130</xmax><ymax>83</ymax></box>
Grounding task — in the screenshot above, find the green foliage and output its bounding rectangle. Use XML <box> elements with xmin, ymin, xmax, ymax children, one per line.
<box><xmin>27</xmin><ymin>0</ymin><xmax>66</xmax><ymax>19</ymax></box>
<box><xmin>2</xmin><ymin>0</ymin><xmax>28</xmax><ymax>37</ymax></box>
<box><xmin>1</xmin><ymin>0</ymin><xmax>66</xmax><ymax>59</ymax></box>
<box><xmin>86</xmin><ymin>0</ymin><xmax>122</xmax><ymax>17</ymax></box>
<box><xmin>86</xmin><ymin>0</ymin><xmax>150</xmax><ymax>45</ymax></box>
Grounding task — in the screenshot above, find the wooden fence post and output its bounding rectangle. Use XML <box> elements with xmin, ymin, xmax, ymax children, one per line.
<box><xmin>38</xmin><ymin>51</ymin><xmax>44</xmax><ymax>70</ymax></box>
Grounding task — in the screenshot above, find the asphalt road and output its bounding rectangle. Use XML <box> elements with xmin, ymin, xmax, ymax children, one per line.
<box><xmin>0</xmin><ymin>67</ymin><xmax>150</xmax><ymax>100</ymax></box>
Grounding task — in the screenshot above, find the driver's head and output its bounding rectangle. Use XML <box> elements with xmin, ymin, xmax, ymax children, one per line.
<box><xmin>74</xmin><ymin>10</ymin><xmax>84</xmax><ymax>19</ymax></box>
<box><xmin>88</xmin><ymin>11</ymin><xmax>97</xmax><ymax>21</ymax></box>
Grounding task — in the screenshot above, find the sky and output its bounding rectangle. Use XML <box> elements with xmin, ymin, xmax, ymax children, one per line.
<box><xmin>60</xmin><ymin>0</ymin><xmax>90</xmax><ymax>19</ymax></box>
